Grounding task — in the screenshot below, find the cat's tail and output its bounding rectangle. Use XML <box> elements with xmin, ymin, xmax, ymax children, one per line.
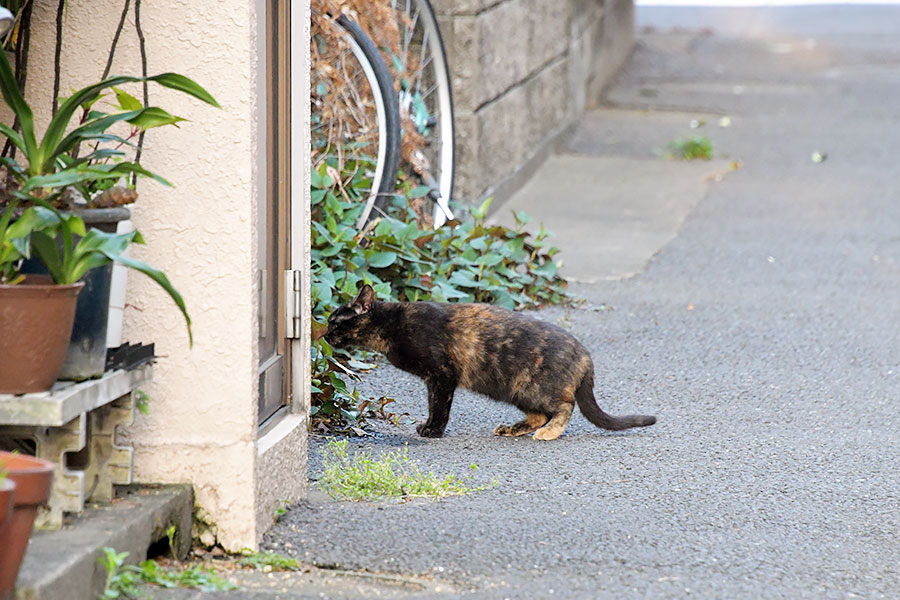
<box><xmin>575</xmin><ymin>373</ymin><xmax>656</xmax><ymax>430</ymax></box>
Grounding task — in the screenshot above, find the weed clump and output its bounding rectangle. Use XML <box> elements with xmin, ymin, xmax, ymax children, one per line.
<box><xmin>316</xmin><ymin>439</ymin><xmax>493</xmax><ymax>501</ymax></box>
<box><xmin>668</xmin><ymin>135</ymin><xmax>714</xmax><ymax>160</ymax></box>
<box><xmin>238</xmin><ymin>549</ymin><xmax>301</xmax><ymax>571</ymax></box>
<box><xmin>98</xmin><ymin>547</ymin><xmax>236</xmax><ymax>598</ymax></box>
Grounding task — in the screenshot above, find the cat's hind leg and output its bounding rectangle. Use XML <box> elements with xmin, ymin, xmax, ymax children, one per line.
<box><xmin>533</xmin><ymin>402</ymin><xmax>575</xmax><ymax>441</ymax></box>
<box><xmin>493</xmin><ymin>413</ymin><xmax>549</xmax><ymax>437</ymax></box>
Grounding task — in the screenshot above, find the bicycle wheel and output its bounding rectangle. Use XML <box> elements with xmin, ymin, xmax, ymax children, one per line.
<box><xmin>389</xmin><ymin>0</ymin><xmax>455</xmax><ymax>228</ymax></box>
<box><xmin>310</xmin><ymin>12</ymin><xmax>402</xmax><ymax>229</ymax></box>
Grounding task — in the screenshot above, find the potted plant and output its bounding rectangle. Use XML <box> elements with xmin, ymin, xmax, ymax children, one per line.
<box><xmin>0</xmin><ymin>204</ymin><xmax>84</xmax><ymax>393</ymax></box>
<box><xmin>0</xmin><ymin>451</ymin><xmax>54</xmax><ymax>600</ymax></box>
<box><xmin>24</xmin><ymin>76</ymin><xmax>207</xmax><ymax>380</ymax></box>
<box><xmin>0</xmin><ymin>48</ymin><xmax>218</xmax><ymax>393</ymax></box>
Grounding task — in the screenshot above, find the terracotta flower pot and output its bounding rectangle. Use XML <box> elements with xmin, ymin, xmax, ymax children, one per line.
<box><xmin>0</xmin><ymin>478</ymin><xmax>14</xmax><ymax>600</ymax></box>
<box><xmin>0</xmin><ymin>274</ymin><xmax>84</xmax><ymax>394</ymax></box>
<box><xmin>0</xmin><ymin>452</ymin><xmax>55</xmax><ymax>600</ymax></box>
<box><xmin>0</xmin><ymin>477</ymin><xmax>13</xmax><ymax>532</ymax></box>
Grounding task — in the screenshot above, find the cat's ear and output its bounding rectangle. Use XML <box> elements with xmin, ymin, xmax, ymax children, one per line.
<box><xmin>350</xmin><ymin>284</ymin><xmax>375</xmax><ymax>314</ymax></box>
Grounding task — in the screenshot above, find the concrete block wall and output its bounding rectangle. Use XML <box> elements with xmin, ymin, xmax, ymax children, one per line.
<box><xmin>432</xmin><ymin>0</ymin><xmax>635</xmax><ymax>205</ymax></box>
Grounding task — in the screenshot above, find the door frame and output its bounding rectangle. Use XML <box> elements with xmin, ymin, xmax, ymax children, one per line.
<box><xmin>259</xmin><ymin>0</ymin><xmax>300</xmax><ymax>431</ymax></box>
<box><xmin>289</xmin><ymin>0</ymin><xmax>312</xmax><ymax>419</ymax></box>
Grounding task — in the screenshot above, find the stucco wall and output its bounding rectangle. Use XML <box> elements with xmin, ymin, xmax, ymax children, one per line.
<box><xmin>432</xmin><ymin>0</ymin><xmax>635</xmax><ymax>205</ymax></box>
<box><xmin>20</xmin><ymin>1</ymin><xmax>309</xmax><ymax>550</ymax></box>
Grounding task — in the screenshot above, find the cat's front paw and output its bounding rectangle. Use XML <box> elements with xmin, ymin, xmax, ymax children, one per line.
<box><xmin>416</xmin><ymin>423</ymin><xmax>445</xmax><ymax>438</ymax></box>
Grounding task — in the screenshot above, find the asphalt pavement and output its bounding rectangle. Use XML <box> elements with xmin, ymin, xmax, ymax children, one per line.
<box><xmin>150</xmin><ymin>5</ymin><xmax>900</xmax><ymax>599</ymax></box>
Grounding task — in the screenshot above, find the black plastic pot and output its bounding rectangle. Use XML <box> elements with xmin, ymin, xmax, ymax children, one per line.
<box><xmin>21</xmin><ymin>207</ymin><xmax>131</xmax><ymax>381</ymax></box>
<box><xmin>59</xmin><ymin>261</ymin><xmax>113</xmax><ymax>379</ymax></box>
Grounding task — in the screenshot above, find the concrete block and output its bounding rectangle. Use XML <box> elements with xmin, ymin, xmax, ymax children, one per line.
<box><xmin>450</xmin><ymin>110</ymin><xmax>483</xmax><ymax>201</ymax></box>
<box><xmin>587</xmin><ymin>0</ymin><xmax>634</xmax><ymax>103</ymax></box>
<box><xmin>525</xmin><ymin>57</ymin><xmax>572</xmax><ymax>150</ymax></box>
<box><xmin>477</xmin><ymin>84</ymin><xmax>529</xmax><ymax>186</ymax></box>
<box><xmin>478</xmin><ymin>0</ymin><xmax>530</xmax><ymax>104</ymax></box>
<box><xmin>441</xmin><ymin>15</ymin><xmax>481</xmax><ymax>111</ymax></box>
<box><xmin>567</xmin><ymin>20</ymin><xmax>595</xmax><ymax>115</ymax></box>
<box><xmin>570</xmin><ymin>0</ymin><xmax>602</xmax><ymax>40</ymax></box>
<box><xmin>524</xmin><ymin>0</ymin><xmax>569</xmax><ymax>74</ymax></box>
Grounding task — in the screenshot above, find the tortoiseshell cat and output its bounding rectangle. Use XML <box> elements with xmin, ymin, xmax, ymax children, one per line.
<box><xmin>325</xmin><ymin>285</ymin><xmax>656</xmax><ymax>440</ymax></box>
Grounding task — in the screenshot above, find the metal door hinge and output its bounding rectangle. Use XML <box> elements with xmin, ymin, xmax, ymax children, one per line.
<box><xmin>284</xmin><ymin>269</ymin><xmax>302</xmax><ymax>339</ymax></box>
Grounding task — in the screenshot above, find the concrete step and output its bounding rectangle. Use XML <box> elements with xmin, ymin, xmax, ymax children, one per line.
<box><xmin>15</xmin><ymin>484</ymin><xmax>193</xmax><ymax>600</ymax></box>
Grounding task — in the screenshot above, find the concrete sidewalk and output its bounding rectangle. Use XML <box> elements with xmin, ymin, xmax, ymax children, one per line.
<box><xmin>148</xmin><ymin>5</ymin><xmax>899</xmax><ymax>599</ymax></box>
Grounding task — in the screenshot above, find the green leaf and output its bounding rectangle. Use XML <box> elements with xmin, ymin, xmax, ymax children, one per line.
<box><xmin>493</xmin><ymin>291</ymin><xmax>515</xmax><ymax>310</ymax></box>
<box><xmin>435</xmin><ymin>280</ymin><xmax>468</xmax><ymax>299</ymax></box>
<box><xmin>374</xmin><ymin>219</ymin><xmax>393</xmax><ymax>237</ymax></box>
<box><xmin>330</xmin><ymin>372</ymin><xmax>350</xmax><ymax>395</ymax></box>
<box><xmin>319</xmin><ymin>244</ymin><xmax>342</xmax><ymax>257</ymax></box>
<box><xmin>0</xmin><ymin>123</ymin><xmax>25</xmax><ymax>154</ymax></box>
<box><xmin>0</xmin><ymin>51</ymin><xmax>37</xmax><ymax>164</ymax></box>
<box><xmin>112</xmin><ymin>87</ymin><xmax>143</xmax><ymax>111</ymax></box>
<box><xmin>107</xmin><ymin>161</ymin><xmax>173</xmax><ymax>187</ymax></box>
<box><xmin>471</xmin><ymin>197</ymin><xmax>493</xmax><ymax>220</ymax></box>
<box><xmin>367</xmin><ymin>251</ymin><xmax>397</xmax><ymax>268</ymax></box>
<box><xmin>44</xmin><ymin>109</ymin><xmax>142</xmax><ymax>169</ymax></box>
<box><xmin>532</xmin><ymin>260</ymin><xmax>558</xmax><ymax>278</ymax></box>
<box><xmin>22</xmin><ymin>168</ymin><xmax>122</xmax><ymax>192</ymax></box>
<box><xmin>477</xmin><ymin>253</ymin><xmax>503</xmax><ymax>268</ymax></box>
<box><xmin>70</xmin><ymin>148</ymin><xmax>126</xmax><ymax>165</ymax></box>
<box><xmin>29</xmin><ymin>230</ymin><xmax>64</xmax><ymax>282</ymax></box>
<box><xmin>513</xmin><ymin>211</ymin><xmax>531</xmax><ymax>225</ymax></box>
<box><xmin>40</xmin><ymin>73</ymin><xmax>217</xmax><ymax>176</ymax></box>
<box><xmin>469</xmin><ymin>236</ymin><xmax>487</xmax><ymax>251</ymax></box>
<box><xmin>113</xmin><ymin>253</ymin><xmax>192</xmax><ymax>345</ymax></box>
<box><xmin>408</xmin><ymin>185</ymin><xmax>431</xmax><ymax>199</ymax></box>
<box><xmin>127</xmin><ymin>106</ymin><xmax>187</xmax><ymax>130</ymax></box>
<box><xmin>411</xmin><ymin>90</ymin><xmax>430</xmax><ymax>133</ymax></box>
<box><xmin>372</xmin><ymin>281</ymin><xmax>391</xmax><ymax>298</ymax></box>
<box><xmin>448</xmin><ymin>270</ymin><xmax>477</xmax><ymax>287</ymax></box>
<box><xmin>147</xmin><ymin>72</ymin><xmax>221</xmax><ymax>108</ymax></box>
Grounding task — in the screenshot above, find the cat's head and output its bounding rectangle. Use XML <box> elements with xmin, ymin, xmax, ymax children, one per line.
<box><xmin>324</xmin><ymin>284</ymin><xmax>376</xmax><ymax>349</ymax></box>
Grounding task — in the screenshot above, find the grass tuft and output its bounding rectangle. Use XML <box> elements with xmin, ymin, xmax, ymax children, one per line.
<box><xmin>238</xmin><ymin>549</ymin><xmax>301</xmax><ymax>571</ymax></box>
<box><xmin>316</xmin><ymin>439</ymin><xmax>494</xmax><ymax>501</ymax></box>
<box><xmin>668</xmin><ymin>135</ymin><xmax>714</xmax><ymax>160</ymax></box>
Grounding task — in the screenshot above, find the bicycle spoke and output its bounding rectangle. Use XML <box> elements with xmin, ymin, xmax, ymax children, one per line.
<box><xmin>418</xmin><ymin>53</ymin><xmax>434</xmax><ymax>78</ymax></box>
<box><xmin>404</xmin><ymin>8</ymin><xmax>420</xmax><ymax>68</ymax></box>
<box><xmin>418</xmin><ymin>29</ymin><xmax>430</xmax><ymax>83</ymax></box>
<box><xmin>420</xmin><ymin>81</ymin><xmax>438</xmax><ymax>102</ymax></box>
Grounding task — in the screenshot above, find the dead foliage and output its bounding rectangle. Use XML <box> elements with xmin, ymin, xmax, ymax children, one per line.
<box><xmin>311</xmin><ymin>0</ymin><xmax>430</xmax><ymax>193</ymax></box>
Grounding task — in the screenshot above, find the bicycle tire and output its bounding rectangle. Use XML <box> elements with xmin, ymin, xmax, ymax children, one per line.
<box><xmin>311</xmin><ymin>14</ymin><xmax>402</xmax><ymax>229</ymax></box>
<box><xmin>338</xmin><ymin>15</ymin><xmax>403</xmax><ymax>229</ymax></box>
<box><xmin>390</xmin><ymin>0</ymin><xmax>455</xmax><ymax>228</ymax></box>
